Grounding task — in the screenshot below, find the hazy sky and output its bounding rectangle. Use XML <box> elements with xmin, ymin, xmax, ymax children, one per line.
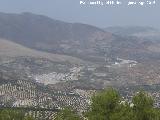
<box><xmin>0</xmin><ymin>0</ymin><xmax>159</xmax><ymax>28</ymax></box>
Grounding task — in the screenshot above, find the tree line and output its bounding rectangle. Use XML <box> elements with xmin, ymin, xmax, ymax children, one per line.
<box><xmin>1</xmin><ymin>88</ymin><xmax>160</xmax><ymax>120</ymax></box>
<box><xmin>55</xmin><ymin>88</ymin><xmax>160</xmax><ymax>120</ymax></box>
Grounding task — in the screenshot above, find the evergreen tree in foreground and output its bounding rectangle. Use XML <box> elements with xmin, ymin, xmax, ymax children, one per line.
<box><xmin>0</xmin><ymin>109</ymin><xmax>35</xmax><ymax>120</ymax></box>
<box><xmin>85</xmin><ymin>88</ymin><xmax>160</xmax><ymax>120</ymax></box>
<box><xmin>1</xmin><ymin>88</ymin><xmax>160</xmax><ymax>120</ymax></box>
<box><xmin>54</xmin><ymin>107</ymin><xmax>81</xmax><ymax>120</ymax></box>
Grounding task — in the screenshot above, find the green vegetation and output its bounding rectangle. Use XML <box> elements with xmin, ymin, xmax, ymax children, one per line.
<box><xmin>1</xmin><ymin>88</ymin><xmax>160</xmax><ymax>120</ymax></box>
<box><xmin>85</xmin><ymin>88</ymin><xmax>160</xmax><ymax>120</ymax></box>
<box><xmin>0</xmin><ymin>109</ymin><xmax>35</xmax><ymax>120</ymax></box>
<box><xmin>55</xmin><ymin>88</ymin><xmax>160</xmax><ymax>120</ymax></box>
<box><xmin>54</xmin><ymin>107</ymin><xmax>81</xmax><ymax>120</ymax></box>
<box><xmin>86</xmin><ymin>88</ymin><xmax>121</xmax><ymax>120</ymax></box>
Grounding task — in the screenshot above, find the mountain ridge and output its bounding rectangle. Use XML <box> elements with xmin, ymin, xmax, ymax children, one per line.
<box><xmin>0</xmin><ymin>38</ymin><xmax>86</xmax><ymax>64</ymax></box>
<box><xmin>0</xmin><ymin>12</ymin><xmax>160</xmax><ymax>63</ymax></box>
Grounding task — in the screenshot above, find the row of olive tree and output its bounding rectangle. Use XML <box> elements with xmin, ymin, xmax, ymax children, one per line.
<box><xmin>0</xmin><ymin>88</ymin><xmax>159</xmax><ymax>120</ymax></box>
<box><xmin>55</xmin><ymin>88</ymin><xmax>160</xmax><ymax>120</ymax></box>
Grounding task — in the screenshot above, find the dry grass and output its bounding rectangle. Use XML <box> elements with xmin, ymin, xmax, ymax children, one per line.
<box><xmin>0</xmin><ymin>39</ymin><xmax>86</xmax><ymax>64</ymax></box>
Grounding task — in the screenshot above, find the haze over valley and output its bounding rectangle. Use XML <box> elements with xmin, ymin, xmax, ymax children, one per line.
<box><xmin>0</xmin><ymin>12</ymin><xmax>160</xmax><ymax>119</ymax></box>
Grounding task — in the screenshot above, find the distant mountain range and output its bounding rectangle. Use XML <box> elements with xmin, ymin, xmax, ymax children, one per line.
<box><xmin>0</xmin><ymin>12</ymin><xmax>160</xmax><ymax>106</ymax></box>
<box><xmin>104</xmin><ymin>26</ymin><xmax>160</xmax><ymax>40</ymax></box>
<box><xmin>0</xmin><ymin>12</ymin><xmax>160</xmax><ymax>63</ymax></box>
<box><xmin>1</xmin><ymin>12</ymin><xmax>160</xmax><ymax>113</ymax></box>
<box><xmin>0</xmin><ymin>12</ymin><xmax>110</xmax><ymax>57</ymax></box>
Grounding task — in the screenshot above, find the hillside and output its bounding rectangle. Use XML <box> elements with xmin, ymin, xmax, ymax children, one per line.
<box><xmin>104</xmin><ymin>26</ymin><xmax>159</xmax><ymax>36</ymax></box>
<box><xmin>0</xmin><ymin>12</ymin><xmax>160</xmax><ymax>114</ymax></box>
<box><xmin>104</xmin><ymin>26</ymin><xmax>160</xmax><ymax>42</ymax></box>
<box><xmin>0</xmin><ymin>12</ymin><xmax>112</xmax><ymax>62</ymax></box>
<box><xmin>0</xmin><ymin>13</ymin><xmax>160</xmax><ymax>85</ymax></box>
<box><xmin>0</xmin><ymin>39</ymin><xmax>85</xmax><ymax>64</ymax></box>
<box><xmin>1</xmin><ymin>13</ymin><xmax>160</xmax><ymax>63</ymax></box>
